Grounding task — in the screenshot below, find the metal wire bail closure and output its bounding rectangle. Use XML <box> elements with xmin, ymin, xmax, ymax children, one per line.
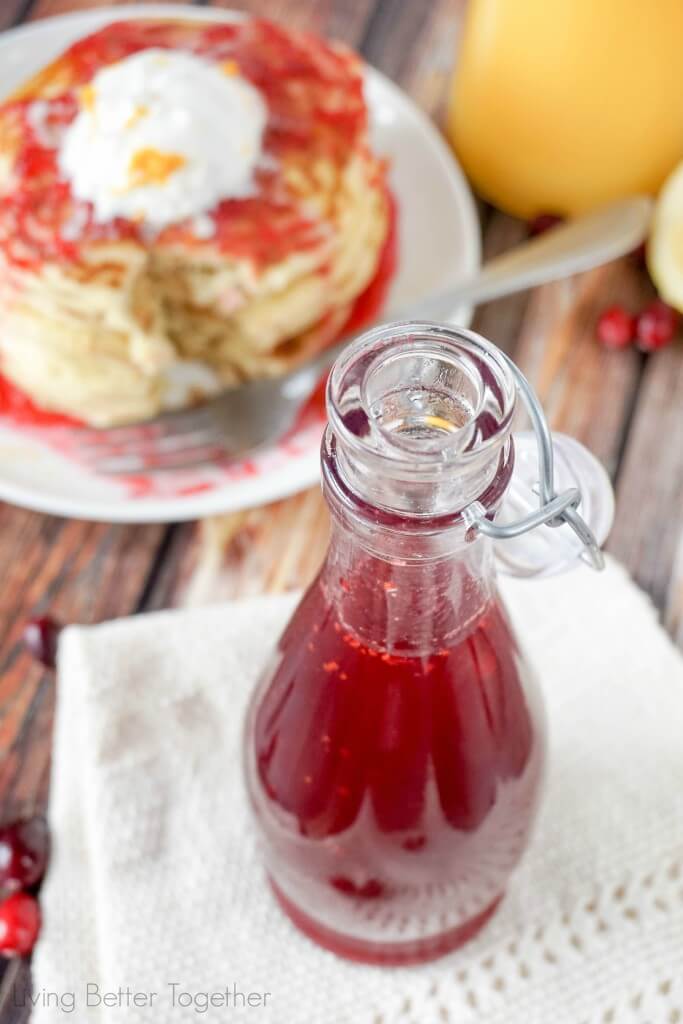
<box><xmin>463</xmin><ymin>354</ymin><xmax>606</xmax><ymax>572</ymax></box>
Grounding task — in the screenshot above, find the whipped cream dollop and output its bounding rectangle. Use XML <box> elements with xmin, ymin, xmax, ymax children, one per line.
<box><xmin>58</xmin><ymin>48</ymin><xmax>267</xmax><ymax>230</ymax></box>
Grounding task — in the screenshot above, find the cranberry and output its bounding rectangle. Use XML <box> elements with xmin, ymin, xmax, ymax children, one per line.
<box><xmin>636</xmin><ymin>300</ymin><xmax>679</xmax><ymax>352</ymax></box>
<box><xmin>0</xmin><ymin>892</ymin><xmax>41</xmax><ymax>957</ymax></box>
<box><xmin>22</xmin><ymin>616</ymin><xmax>62</xmax><ymax>669</ymax></box>
<box><xmin>596</xmin><ymin>305</ymin><xmax>636</xmax><ymax>349</ymax></box>
<box><xmin>0</xmin><ymin>818</ymin><xmax>48</xmax><ymax>893</ymax></box>
<box><xmin>528</xmin><ymin>213</ymin><xmax>564</xmax><ymax>236</ymax></box>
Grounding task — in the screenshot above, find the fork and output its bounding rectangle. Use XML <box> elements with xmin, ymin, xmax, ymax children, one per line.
<box><xmin>72</xmin><ymin>196</ymin><xmax>652</xmax><ymax>475</ymax></box>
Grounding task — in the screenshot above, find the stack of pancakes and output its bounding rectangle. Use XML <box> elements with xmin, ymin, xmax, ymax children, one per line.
<box><xmin>0</xmin><ymin>18</ymin><xmax>391</xmax><ymax>426</ymax></box>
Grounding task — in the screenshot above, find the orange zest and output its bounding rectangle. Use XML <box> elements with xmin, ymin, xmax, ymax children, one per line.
<box><xmin>127</xmin><ymin>148</ymin><xmax>186</xmax><ymax>188</ymax></box>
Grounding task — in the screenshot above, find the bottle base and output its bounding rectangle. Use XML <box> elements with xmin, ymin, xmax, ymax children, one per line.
<box><xmin>270</xmin><ymin>880</ymin><xmax>502</xmax><ymax>966</ymax></box>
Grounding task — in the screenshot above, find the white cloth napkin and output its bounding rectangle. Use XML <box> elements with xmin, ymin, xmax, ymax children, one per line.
<box><xmin>31</xmin><ymin>558</ymin><xmax>683</xmax><ymax>1024</ymax></box>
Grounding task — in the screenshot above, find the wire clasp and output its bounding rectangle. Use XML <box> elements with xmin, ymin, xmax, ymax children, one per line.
<box><xmin>464</xmin><ymin>354</ymin><xmax>605</xmax><ymax>571</ymax></box>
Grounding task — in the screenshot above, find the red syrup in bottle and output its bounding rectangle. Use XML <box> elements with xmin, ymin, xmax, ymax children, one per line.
<box><xmin>245</xmin><ymin>322</ymin><xmax>546</xmax><ymax>964</ymax></box>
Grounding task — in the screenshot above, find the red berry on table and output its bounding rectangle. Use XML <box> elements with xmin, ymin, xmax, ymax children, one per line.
<box><xmin>22</xmin><ymin>616</ymin><xmax>62</xmax><ymax>669</ymax></box>
<box><xmin>0</xmin><ymin>892</ymin><xmax>41</xmax><ymax>957</ymax></box>
<box><xmin>596</xmin><ymin>305</ymin><xmax>636</xmax><ymax>349</ymax></box>
<box><xmin>528</xmin><ymin>213</ymin><xmax>564</xmax><ymax>236</ymax></box>
<box><xmin>0</xmin><ymin>818</ymin><xmax>49</xmax><ymax>892</ymax></box>
<box><xmin>635</xmin><ymin>299</ymin><xmax>679</xmax><ymax>351</ymax></box>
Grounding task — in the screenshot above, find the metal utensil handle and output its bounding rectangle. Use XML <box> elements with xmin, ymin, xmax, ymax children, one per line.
<box><xmin>464</xmin><ymin>355</ymin><xmax>605</xmax><ymax>571</ymax></box>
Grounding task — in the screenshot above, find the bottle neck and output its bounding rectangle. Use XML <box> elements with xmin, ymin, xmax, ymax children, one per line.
<box><xmin>318</xmin><ymin>321</ymin><xmax>519</xmax><ymax>652</ymax></box>
<box><xmin>321</xmin><ymin>429</ymin><xmax>515</xmax><ymax>561</ymax></box>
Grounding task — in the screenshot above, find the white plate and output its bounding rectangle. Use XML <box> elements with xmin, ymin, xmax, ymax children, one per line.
<box><xmin>0</xmin><ymin>4</ymin><xmax>480</xmax><ymax>522</ymax></box>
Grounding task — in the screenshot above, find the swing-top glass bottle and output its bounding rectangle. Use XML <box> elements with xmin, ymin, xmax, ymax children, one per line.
<box><xmin>244</xmin><ymin>321</ymin><xmax>612</xmax><ymax>964</ymax></box>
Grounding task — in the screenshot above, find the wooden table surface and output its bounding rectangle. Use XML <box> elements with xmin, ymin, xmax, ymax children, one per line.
<box><xmin>0</xmin><ymin>0</ymin><xmax>682</xmax><ymax>1016</ymax></box>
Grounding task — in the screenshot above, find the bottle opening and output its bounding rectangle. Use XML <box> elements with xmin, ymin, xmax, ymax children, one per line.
<box><xmin>361</xmin><ymin>345</ymin><xmax>483</xmax><ymax>457</ymax></box>
<box><xmin>324</xmin><ymin>321</ymin><xmax>517</xmax><ymax>518</ymax></box>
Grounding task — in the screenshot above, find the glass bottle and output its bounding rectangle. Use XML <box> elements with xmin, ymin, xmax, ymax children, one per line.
<box><xmin>244</xmin><ymin>321</ymin><xmax>611</xmax><ymax>965</ymax></box>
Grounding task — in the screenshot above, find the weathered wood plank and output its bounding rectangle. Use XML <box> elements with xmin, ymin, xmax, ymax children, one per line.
<box><xmin>470</xmin><ymin>212</ymin><xmax>530</xmax><ymax>356</ymax></box>
<box><xmin>362</xmin><ymin>0</ymin><xmax>451</xmax><ymax>87</ymax></box>
<box><xmin>362</xmin><ymin>0</ymin><xmax>466</xmax><ymax>122</ymax></box>
<box><xmin>0</xmin><ymin>2</ymin><xmax>32</xmax><ymax>30</ymax></box>
<box><xmin>607</xmin><ymin>342</ymin><xmax>683</xmax><ymax>647</ymax></box>
<box><xmin>149</xmin><ymin>488</ymin><xmax>330</xmax><ymax>609</ymax></box>
<box><xmin>512</xmin><ymin>258</ymin><xmax>652</xmax><ymax>477</ymax></box>
<box><xmin>0</xmin><ymin>510</ymin><xmax>169</xmax><ymax>821</ymax></box>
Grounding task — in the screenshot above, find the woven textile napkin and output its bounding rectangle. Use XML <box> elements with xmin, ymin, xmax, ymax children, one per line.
<box><xmin>31</xmin><ymin>558</ymin><xmax>683</xmax><ymax>1024</ymax></box>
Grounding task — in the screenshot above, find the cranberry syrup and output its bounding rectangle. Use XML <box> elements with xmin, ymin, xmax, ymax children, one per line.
<box><xmin>248</xmin><ymin>570</ymin><xmax>542</xmax><ymax>963</ymax></box>
<box><xmin>245</xmin><ymin>323</ymin><xmax>546</xmax><ymax>964</ymax></box>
